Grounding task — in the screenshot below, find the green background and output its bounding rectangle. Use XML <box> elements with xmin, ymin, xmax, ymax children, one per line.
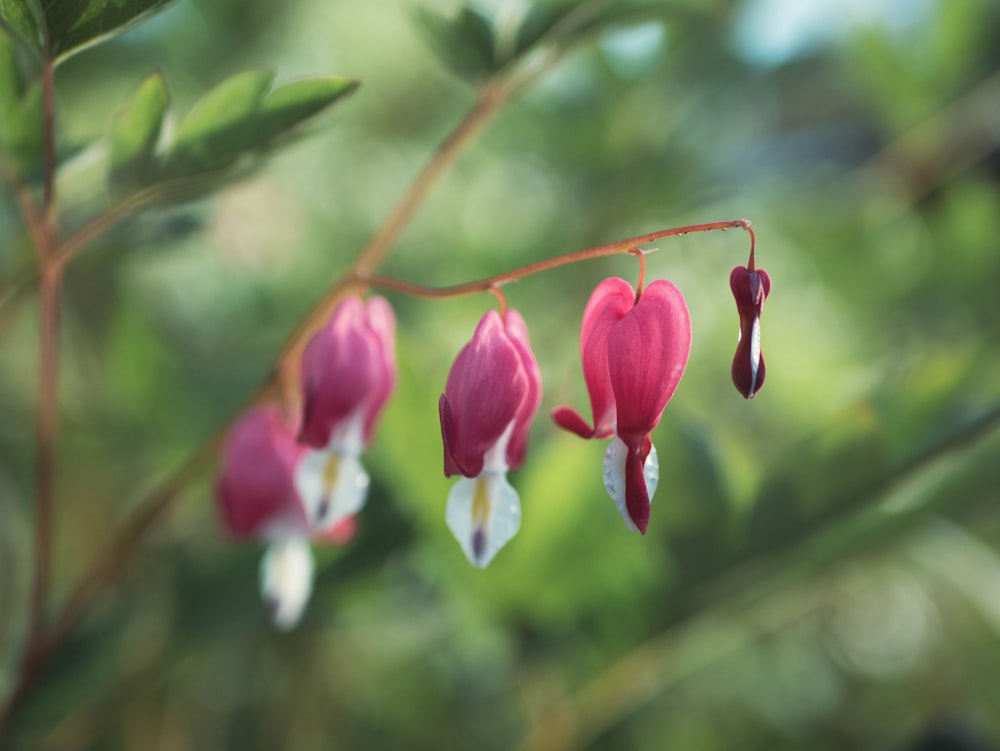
<box><xmin>2</xmin><ymin>0</ymin><xmax>1000</xmax><ymax>748</ymax></box>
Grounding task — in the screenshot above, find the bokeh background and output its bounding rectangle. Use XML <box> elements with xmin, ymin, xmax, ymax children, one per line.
<box><xmin>3</xmin><ymin>0</ymin><xmax>1000</xmax><ymax>748</ymax></box>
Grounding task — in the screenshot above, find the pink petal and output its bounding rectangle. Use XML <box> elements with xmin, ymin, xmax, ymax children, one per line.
<box><xmin>623</xmin><ymin>437</ymin><xmax>652</xmax><ymax>534</ymax></box>
<box><xmin>299</xmin><ymin>294</ymin><xmax>398</xmax><ymax>449</ymax></box>
<box><xmin>299</xmin><ymin>297</ymin><xmax>377</xmax><ymax>448</ymax></box>
<box><xmin>551</xmin><ymin>406</ymin><xmax>597</xmax><ymax>439</ymax></box>
<box><xmin>319</xmin><ymin>514</ymin><xmax>358</xmax><ymax>545</ymax></box>
<box><xmin>608</xmin><ymin>280</ymin><xmax>691</xmax><ymax>443</ymax></box>
<box><xmin>580</xmin><ymin>278</ymin><xmax>635</xmax><ymax>435</ymax></box>
<box><xmin>216</xmin><ymin>405</ymin><xmax>306</xmax><ymax>538</ymax></box>
<box><xmin>360</xmin><ymin>295</ymin><xmax>398</xmax><ymax>443</ymax></box>
<box><xmin>552</xmin><ymin>277</ymin><xmax>634</xmax><ymax>439</ymax></box>
<box><xmin>502</xmin><ymin>309</ymin><xmax>542</xmax><ymax>471</ymax></box>
<box><xmin>441</xmin><ymin>311</ymin><xmax>527</xmax><ymax>478</ymax></box>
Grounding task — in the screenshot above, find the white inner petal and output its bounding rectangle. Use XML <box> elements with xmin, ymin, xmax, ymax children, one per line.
<box><xmin>328</xmin><ymin>411</ymin><xmax>366</xmax><ymax>454</ymax></box>
<box><xmin>294</xmin><ymin>446</ymin><xmax>370</xmax><ymax>533</ymax></box>
<box><xmin>481</xmin><ymin>421</ymin><xmax>515</xmax><ymax>474</ymax></box>
<box><xmin>603</xmin><ymin>436</ymin><xmax>659</xmax><ymax>532</ymax></box>
<box><xmin>260</xmin><ymin>537</ymin><xmax>314</xmax><ymax>631</ymax></box>
<box><xmin>748</xmin><ymin>315</ymin><xmax>762</xmax><ymax>398</ymax></box>
<box><xmin>445</xmin><ymin>471</ymin><xmax>521</xmax><ymax>569</ymax></box>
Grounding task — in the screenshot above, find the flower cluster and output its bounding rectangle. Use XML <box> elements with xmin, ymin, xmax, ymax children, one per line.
<box><xmin>217</xmin><ymin>256</ymin><xmax>770</xmax><ymax>626</ymax></box>
<box><xmin>216</xmin><ymin>295</ymin><xmax>395</xmax><ymax>629</ymax></box>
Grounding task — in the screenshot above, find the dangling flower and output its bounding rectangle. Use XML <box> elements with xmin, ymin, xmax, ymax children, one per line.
<box><xmin>730</xmin><ymin>265</ymin><xmax>770</xmax><ymax>399</ymax></box>
<box><xmin>216</xmin><ymin>404</ymin><xmax>357</xmax><ymax>630</ymax></box>
<box><xmin>552</xmin><ymin>278</ymin><xmax>691</xmax><ymax>534</ymax></box>
<box><xmin>439</xmin><ymin>309</ymin><xmax>541</xmax><ymax>567</ymax></box>
<box><xmin>295</xmin><ymin>294</ymin><xmax>396</xmax><ymax>529</ymax></box>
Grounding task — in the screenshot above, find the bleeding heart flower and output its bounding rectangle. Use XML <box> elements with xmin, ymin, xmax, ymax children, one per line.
<box><xmin>730</xmin><ymin>265</ymin><xmax>770</xmax><ymax>399</ymax></box>
<box><xmin>216</xmin><ymin>404</ymin><xmax>357</xmax><ymax>630</ymax></box>
<box><xmin>295</xmin><ymin>295</ymin><xmax>396</xmax><ymax>529</ymax></box>
<box><xmin>439</xmin><ymin>309</ymin><xmax>541</xmax><ymax>567</ymax></box>
<box><xmin>552</xmin><ymin>278</ymin><xmax>691</xmax><ymax>534</ymax></box>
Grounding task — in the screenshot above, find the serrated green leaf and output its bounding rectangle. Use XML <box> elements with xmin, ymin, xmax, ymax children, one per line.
<box><xmin>161</xmin><ymin>70</ymin><xmax>275</xmax><ymax>177</ymax></box>
<box><xmin>44</xmin><ymin>0</ymin><xmax>176</xmax><ymax>62</ymax></box>
<box><xmin>0</xmin><ymin>28</ymin><xmax>42</xmax><ymax>175</ymax></box>
<box><xmin>0</xmin><ymin>0</ymin><xmax>43</xmax><ymax>52</ymax></box>
<box><xmin>108</xmin><ymin>72</ymin><xmax>168</xmax><ymax>193</ymax></box>
<box><xmin>412</xmin><ymin>5</ymin><xmax>495</xmax><ymax>83</ymax></box>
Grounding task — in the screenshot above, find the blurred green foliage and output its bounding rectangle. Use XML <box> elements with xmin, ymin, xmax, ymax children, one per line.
<box><xmin>2</xmin><ymin>0</ymin><xmax>1000</xmax><ymax>748</ymax></box>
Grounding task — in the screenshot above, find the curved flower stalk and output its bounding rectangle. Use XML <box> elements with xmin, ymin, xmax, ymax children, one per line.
<box><xmin>216</xmin><ymin>404</ymin><xmax>357</xmax><ymax>630</ymax></box>
<box><xmin>296</xmin><ymin>295</ymin><xmax>396</xmax><ymax>529</ymax></box>
<box><xmin>439</xmin><ymin>310</ymin><xmax>542</xmax><ymax>568</ymax></box>
<box><xmin>552</xmin><ymin>278</ymin><xmax>691</xmax><ymax>534</ymax></box>
<box><xmin>730</xmin><ymin>265</ymin><xmax>771</xmax><ymax>399</ymax></box>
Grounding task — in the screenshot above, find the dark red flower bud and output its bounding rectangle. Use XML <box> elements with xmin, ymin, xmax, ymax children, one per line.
<box><xmin>730</xmin><ymin>266</ymin><xmax>771</xmax><ymax>399</ymax></box>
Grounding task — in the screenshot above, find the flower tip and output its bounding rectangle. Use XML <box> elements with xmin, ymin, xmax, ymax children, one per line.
<box><xmin>471</xmin><ymin>527</ymin><xmax>487</xmax><ymax>565</ymax></box>
<box><xmin>551</xmin><ymin>406</ymin><xmax>597</xmax><ymax>439</ymax></box>
<box><xmin>603</xmin><ymin>437</ymin><xmax>659</xmax><ymax>533</ymax></box>
<box><xmin>260</xmin><ymin>539</ymin><xmax>314</xmax><ymax>631</ymax></box>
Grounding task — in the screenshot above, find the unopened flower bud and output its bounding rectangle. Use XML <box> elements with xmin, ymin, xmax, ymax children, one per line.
<box><xmin>730</xmin><ymin>266</ymin><xmax>771</xmax><ymax>399</ymax></box>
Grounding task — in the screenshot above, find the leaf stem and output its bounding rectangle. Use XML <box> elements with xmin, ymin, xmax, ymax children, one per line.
<box><xmin>0</xmin><ymin>57</ymin><xmax>64</xmax><ymax>741</ymax></box>
<box><xmin>355</xmin><ymin>220</ymin><xmax>753</xmax><ymax>300</ymax></box>
<box><xmin>41</xmin><ymin>60</ymin><xmax>57</xmax><ymax>216</ymax></box>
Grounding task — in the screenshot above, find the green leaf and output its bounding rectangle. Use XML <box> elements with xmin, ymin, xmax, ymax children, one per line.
<box><xmin>158</xmin><ymin>71</ymin><xmax>359</xmax><ymax>182</ymax></box>
<box><xmin>513</xmin><ymin>0</ymin><xmax>579</xmax><ymax>56</ymax></box>
<box><xmin>0</xmin><ymin>0</ymin><xmax>43</xmax><ymax>53</ymax></box>
<box><xmin>44</xmin><ymin>0</ymin><xmax>176</xmax><ymax>62</ymax></box>
<box><xmin>161</xmin><ymin>70</ymin><xmax>276</xmax><ymax>177</ymax></box>
<box><xmin>108</xmin><ymin>71</ymin><xmax>168</xmax><ymax>193</ymax></box>
<box><xmin>253</xmin><ymin>76</ymin><xmax>360</xmax><ymax>146</ymax></box>
<box><xmin>0</xmin><ymin>28</ymin><xmax>42</xmax><ymax>175</ymax></box>
<box><xmin>412</xmin><ymin>5</ymin><xmax>495</xmax><ymax>83</ymax></box>
<box><xmin>742</xmin><ymin>403</ymin><xmax>889</xmax><ymax>557</ymax></box>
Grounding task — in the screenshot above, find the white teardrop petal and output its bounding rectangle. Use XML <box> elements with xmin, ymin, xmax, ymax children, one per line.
<box><xmin>602</xmin><ymin>436</ymin><xmax>659</xmax><ymax>532</ymax></box>
<box><xmin>748</xmin><ymin>314</ymin><xmax>762</xmax><ymax>398</ymax></box>
<box><xmin>260</xmin><ymin>538</ymin><xmax>314</xmax><ymax>631</ymax></box>
<box><xmin>294</xmin><ymin>447</ymin><xmax>370</xmax><ymax>533</ymax></box>
<box><xmin>445</xmin><ymin>472</ymin><xmax>521</xmax><ymax>569</ymax></box>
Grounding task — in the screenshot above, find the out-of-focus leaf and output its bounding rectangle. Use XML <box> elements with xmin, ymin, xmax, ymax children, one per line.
<box><xmin>254</xmin><ymin>77</ymin><xmax>360</xmax><ymax>146</ymax></box>
<box><xmin>108</xmin><ymin>72</ymin><xmax>168</xmax><ymax>194</ymax></box>
<box><xmin>0</xmin><ymin>0</ymin><xmax>43</xmax><ymax>53</ymax></box>
<box><xmin>7</xmin><ymin>622</ymin><xmax>123</xmax><ymax>741</ymax></box>
<box><xmin>0</xmin><ymin>29</ymin><xmax>42</xmax><ymax>175</ymax></box>
<box><xmin>44</xmin><ymin>0</ymin><xmax>176</xmax><ymax>62</ymax></box>
<box><xmin>653</xmin><ymin>420</ymin><xmax>732</xmax><ymax>575</ymax></box>
<box><xmin>158</xmin><ymin>71</ymin><xmax>359</xmax><ymax>183</ymax></box>
<box><xmin>161</xmin><ymin>70</ymin><xmax>275</xmax><ymax>177</ymax></box>
<box><xmin>412</xmin><ymin>5</ymin><xmax>495</xmax><ymax>83</ymax></box>
<box><xmin>513</xmin><ymin>0</ymin><xmax>580</xmax><ymax>55</ymax></box>
<box><xmin>742</xmin><ymin>403</ymin><xmax>889</xmax><ymax>557</ymax></box>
